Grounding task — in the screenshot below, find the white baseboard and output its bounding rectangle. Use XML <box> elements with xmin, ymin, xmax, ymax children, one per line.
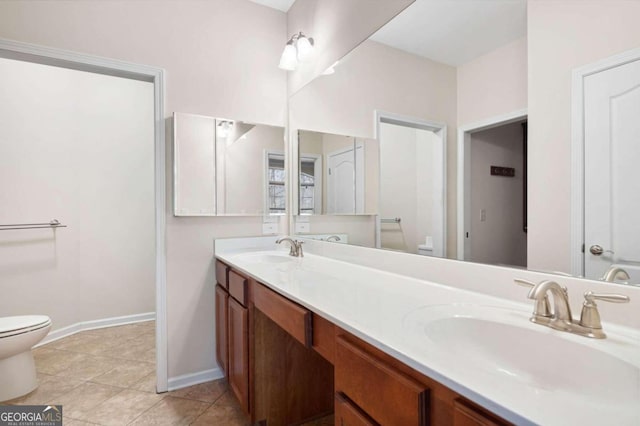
<box><xmin>167</xmin><ymin>368</ymin><xmax>224</xmax><ymax>391</ymax></box>
<box><xmin>36</xmin><ymin>312</ymin><xmax>155</xmax><ymax>347</ymax></box>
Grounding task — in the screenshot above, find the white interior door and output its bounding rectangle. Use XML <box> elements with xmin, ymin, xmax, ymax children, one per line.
<box><xmin>583</xmin><ymin>58</ymin><xmax>640</xmax><ymax>281</ymax></box>
<box><xmin>327</xmin><ymin>148</ymin><xmax>355</xmax><ymax>214</ymax></box>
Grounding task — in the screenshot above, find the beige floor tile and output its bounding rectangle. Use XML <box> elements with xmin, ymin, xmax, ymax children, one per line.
<box><xmin>101</xmin><ymin>340</ymin><xmax>155</xmax><ymax>362</ymax></box>
<box><xmin>45</xmin><ymin>332</ymin><xmax>102</xmax><ymax>351</ymax></box>
<box><xmin>34</xmin><ymin>348</ymin><xmax>88</xmax><ymax>375</ymax></box>
<box><xmin>57</xmin><ymin>382</ymin><xmax>123</xmax><ymax>420</ymax></box>
<box><xmin>54</xmin><ymin>354</ymin><xmax>122</xmax><ymax>381</ymax></box>
<box><xmin>76</xmin><ymin>389</ymin><xmax>164</xmax><ymax>426</ymax></box>
<box><xmin>191</xmin><ymin>403</ymin><xmax>250</xmax><ymax>426</ymax></box>
<box><xmin>213</xmin><ymin>391</ymin><xmax>242</xmax><ymax>408</ymax></box>
<box><xmin>64</xmin><ymin>419</ymin><xmax>101</xmax><ymax>426</ymax></box>
<box><xmin>5</xmin><ymin>374</ymin><xmax>84</xmax><ymax>405</ymax></box>
<box><xmin>169</xmin><ymin>380</ymin><xmax>227</xmax><ymax>403</ymax></box>
<box><xmin>84</xmin><ymin>325</ymin><xmax>147</xmax><ymax>340</ymax></box>
<box><xmin>130</xmin><ymin>372</ymin><xmax>158</xmax><ymax>393</ymax></box>
<box><xmin>90</xmin><ymin>360</ymin><xmax>155</xmax><ymax>388</ymax></box>
<box><xmin>128</xmin><ymin>396</ymin><xmax>210</xmax><ymax>426</ymax></box>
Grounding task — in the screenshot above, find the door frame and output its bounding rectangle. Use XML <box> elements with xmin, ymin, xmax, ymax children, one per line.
<box><xmin>456</xmin><ymin>109</ymin><xmax>528</xmax><ymax>261</ymax></box>
<box><xmin>570</xmin><ymin>46</ymin><xmax>640</xmax><ymax>276</ymax></box>
<box><xmin>375</xmin><ymin>110</ymin><xmax>447</xmax><ymax>254</ymax></box>
<box><xmin>0</xmin><ymin>38</ymin><xmax>168</xmax><ymax>392</ymax></box>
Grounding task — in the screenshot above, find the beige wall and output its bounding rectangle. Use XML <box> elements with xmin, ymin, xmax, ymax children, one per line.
<box><xmin>0</xmin><ymin>0</ymin><xmax>288</xmax><ymax>380</ymax></box>
<box><xmin>469</xmin><ymin>122</ymin><xmax>527</xmax><ymax>267</ymax></box>
<box><xmin>0</xmin><ymin>58</ymin><xmax>155</xmax><ymax>330</ymax></box>
<box><xmin>290</xmin><ymin>39</ymin><xmax>458</xmax><ymax>255</ymax></box>
<box><xmin>287</xmin><ymin>0</ymin><xmax>415</xmax><ymax>95</ymax></box>
<box><xmin>457</xmin><ymin>37</ymin><xmax>528</xmax><ymax>125</ymax></box>
<box><xmin>527</xmin><ymin>0</ymin><xmax>640</xmax><ymax>273</ymax></box>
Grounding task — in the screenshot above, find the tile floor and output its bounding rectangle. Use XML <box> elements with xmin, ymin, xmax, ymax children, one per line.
<box><xmin>5</xmin><ymin>321</ymin><xmax>251</xmax><ymax>425</ymax></box>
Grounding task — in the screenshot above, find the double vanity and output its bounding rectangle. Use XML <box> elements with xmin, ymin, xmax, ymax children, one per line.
<box><xmin>213</xmin><ymin>237</ymin><xmax>640</xmax><ymax>426</ymax></box>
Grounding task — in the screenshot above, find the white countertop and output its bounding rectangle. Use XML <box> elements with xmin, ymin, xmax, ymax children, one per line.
<box><xmin>215</xmin><ymin>240</ymin><xmax>640</xmax><ymax>426</ymax></box>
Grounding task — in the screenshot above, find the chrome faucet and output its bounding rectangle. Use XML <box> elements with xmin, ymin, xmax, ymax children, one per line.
<box><xmin>515</xmin><ymin>278</ymin><xmax>630</xmax><ymax>339</ymax></box>
<box><xmin>276</xmin><ymin>237</ymin><xmax>304</xmax><ymax>257</ymax></box>
<box><xmin>601</xmin><ymin>266</ymin><xmax>630</xmax><ymax>283</ymax></box>
<box><xmin>326</xmin><ymin>235</ymin><xmax>341</xmax><ymax>242</ymax></box>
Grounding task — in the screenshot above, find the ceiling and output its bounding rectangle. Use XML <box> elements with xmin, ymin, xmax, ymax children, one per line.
<box><xmin>248</xmin><ymin>0</ymin><xmax>295</xmax><ymax>12</ymax></box>
<box><xmin>370</xmin><ymin>0</ymin><xmax>527</xmax><ymax>66</ymax></box>
<box><xmin>251</xmin><ymin>0</ymin><xmax>526</xmax><ymax>66</ymax></box>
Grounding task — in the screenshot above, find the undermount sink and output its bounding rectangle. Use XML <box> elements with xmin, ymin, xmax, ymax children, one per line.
<box><xmin>236</xmin><ymin>252</ymin><xmax>294</xmax><ymax>264</ymax></box>
<box><xmin>403</xmin><ymin>304</ymin><xmax>640</xmax><ymax>403</ymax></box>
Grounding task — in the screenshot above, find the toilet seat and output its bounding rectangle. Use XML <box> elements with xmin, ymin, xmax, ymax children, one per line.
<box><xmin>0</xmin><ymin>316</ymin><xmax>51</xmax><ymax>339</ymax></box>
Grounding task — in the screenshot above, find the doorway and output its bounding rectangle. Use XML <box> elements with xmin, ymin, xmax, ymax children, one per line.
<box><xmin>457</xmin><ymin>110</ymin><xmax>528</xmax><ymax>267</ymax></box>
<box><xmin>375</xmin><ymin>111</ymin><xmax>446</xmax><ymax>256</ymax></box>
<box><xmin>572</xmin><ymin>48</ymin><xmax>640</xmax><ymax>282</ymax></box>
<box><xmin>0</xmin><ymin>39</ymin><xmax>167</xmax><ymax>392</ymax></box>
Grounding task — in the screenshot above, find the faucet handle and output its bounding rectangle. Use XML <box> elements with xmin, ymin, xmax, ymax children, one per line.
<box><xmin>514</xmin><ymin>278</ymin><xmax>552</xmax><ymax>318</ymax></box>
<box><xmin>295</xmin><ymin>240</ymin><xmax>304</xmax><ymax>257</ymax></box>
<box><xmin>583</xmin><ymin>292</ymin><xmax>630</xmax><ymax>305</ymax></box>
<box><xmin>579</xmin><ymin>292</ymin><xmax>630</xmax><ymax>335</ymax></box>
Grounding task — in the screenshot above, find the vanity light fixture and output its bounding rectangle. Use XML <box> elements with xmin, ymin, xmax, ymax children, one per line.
<box><xmin>278</xmin><ymin>32</ymin><xmax>314</xmax><ymax>71</ymax></box>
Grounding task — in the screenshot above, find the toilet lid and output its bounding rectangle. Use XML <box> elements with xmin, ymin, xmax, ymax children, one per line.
<box><xmin>0</xmin><ymin>315</ymin><xmax>51</xmax><ymax>338</ymax></box>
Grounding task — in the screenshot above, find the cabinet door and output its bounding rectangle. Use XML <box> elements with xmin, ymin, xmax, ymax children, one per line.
<box><xmin>228</xmin><ymin>297</ymin><xmax>249</xmax><ymax>414</ymax></box>
<box><xmin>215</xmin><ymin>285</ymin><xmax>229</xmax><ymax>376</ymax></box>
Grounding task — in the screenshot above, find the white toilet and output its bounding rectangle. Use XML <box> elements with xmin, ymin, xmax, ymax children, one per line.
<box><xmin>0</xmin><ymin>315</ymin><xmax>52</xmax><ymax>402</ymax></box>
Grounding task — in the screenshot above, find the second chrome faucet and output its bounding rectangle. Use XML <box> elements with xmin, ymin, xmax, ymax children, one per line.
<box><xmin>515</xmin><ymin>278</ymin><xmax>629</xmax><ymax>339</ymax></box>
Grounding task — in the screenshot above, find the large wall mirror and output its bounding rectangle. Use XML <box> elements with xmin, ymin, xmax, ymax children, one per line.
<box><xmin>174</xmin><ymin>113</ymin><xmax>286</xmax><ymax>216</ymax></box>
<box><xmin>288</xmin><ymin>0</ymin><xmax>639</xmax><ymax>287</ymax></box>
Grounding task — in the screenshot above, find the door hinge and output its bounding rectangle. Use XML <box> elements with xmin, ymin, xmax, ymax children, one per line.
<box><xmin>466</xmin><ymin>232</ymin><xmax>469</xmax><ymax>238</ymax></box>
<box><xmin>328</xmin><ymin>168</ymin><xmax>332</xmax><ymax>175</ymax></box>
<box><xmin>581</xmin><ymin>243</ymin><xmax>585</xmax><ymax>253</ymax></box>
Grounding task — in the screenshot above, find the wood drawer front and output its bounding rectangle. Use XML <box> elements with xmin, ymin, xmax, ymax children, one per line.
<box><xmin>312</xmin><ymin>313</ymin><xmax>336</xmax><ymax>364</ymax></box>
<box><xmin>453</xmin><ymin>400</ymin><xmax>507</xmax><ymax>426</ymax></box>
<box><xmin>253</xmin><ymin>282</ymin><xmax>312</xmax><ymax>347</ymax></box>
<box><xmin>335</xmin><ymin>393</ymin><xmax>378</xmax><ymax>426</ymax></box>
<box><xmin>228</xmin><ymin>270</ymin><xmax>248</xmax><ymax>306</ymax></box>
<box><xmin>335</xmin><ymin>336</ymin><xmax>430</xmax><ymax>426</ymax></box>
<box><xmin>215</xmin><ymin>260</ymin><xmax>229</xmax><ymax>289</ymax></box>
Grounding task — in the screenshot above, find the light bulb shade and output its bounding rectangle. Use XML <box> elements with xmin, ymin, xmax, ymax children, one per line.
<box><xmin>278</xmin><ymin>43</ymin><xmax>298</xmax><ymax>71</ymax></box>
<box><xmin>296</xmin><ymin>36</ymin><xmax>314</xmax><ymax>61</ymax></box>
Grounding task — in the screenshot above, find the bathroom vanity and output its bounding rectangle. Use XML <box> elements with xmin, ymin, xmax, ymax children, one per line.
<box><xmin>213</xmin><ymin>238</ymin><xmax>640</xmax><ymax>426</ymax></box>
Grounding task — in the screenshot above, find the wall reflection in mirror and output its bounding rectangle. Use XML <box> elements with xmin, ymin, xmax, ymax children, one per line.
<box><xmin>174</xmin><ymin>112</ymin><xmax>285</xmax><ymax>216</ymax></box>
<box><xmin>289</xmin><ymin>0</ymin><xmax>639</xmax><ymax>286</ymax></box>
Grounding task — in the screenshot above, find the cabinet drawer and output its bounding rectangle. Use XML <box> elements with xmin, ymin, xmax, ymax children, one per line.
<box><xmin>453</xmin><ymin>399</ymin><xmax>507</xmax><ymax>426</ymax></box>
<box><xmin>253</xmin><ymin>282</ymin><xmax>312</xmax><ymax>347</ymax></box>
<box><xmin>335</xmin><ymin>336</ymin><xmax>429</xmax><ymax>426</ymax></box>
<box><xmin>229</xmin><ymin>270</ymin><xmax>248</xmax><ymax>306</ymax></box>
<box><xmin>335</xmin><ymin>393</ymin><xmax>378</xmax><ymax>426</ymax></box>
<box><xmin>215</xmin><ymin>260</ymin><xmax>229</xmax><ymax>289</ymax></box>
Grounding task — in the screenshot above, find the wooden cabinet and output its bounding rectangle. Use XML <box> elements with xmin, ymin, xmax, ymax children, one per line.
<box><xmin>228</xmin><ymin>297</ymin><xmax>249</xmax><ymax>414</ymax></box>
<box><xmin>215</xmin><ymin>261</ymin><xmax>249</xmax><ymax>414</ymax></box>
<box><xmin>452</xmin><ymin>400</ymin><xmax>505</xmax><ymax>426</ymax></box>
<box><xmin>214</xmin><ymin>285</ymin><xmax>228</xmax><ymax>375</ymax></box>
<box><xmin>215</xmin><ymin>258</ymin><xmax>511</xmax><ymax>426</ymax></box>
<box><xmin>336</xmin><ymin>336</ymin><xmax>429</xmax><ymax>425</ymax></box>
<box><xmin>335</xmin><ymin>393</ymin><xmax>377</xmax><ymax>426</ymax></box>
